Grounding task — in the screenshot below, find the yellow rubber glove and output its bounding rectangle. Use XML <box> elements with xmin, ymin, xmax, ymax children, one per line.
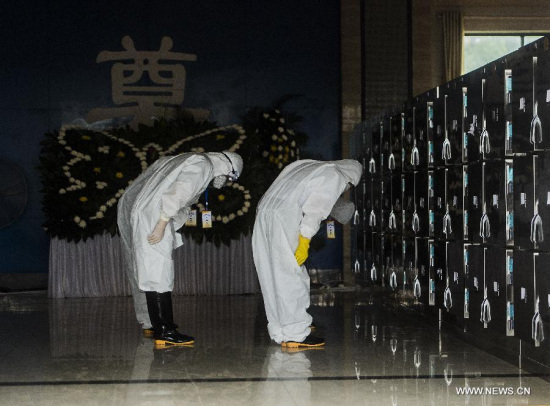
<box><xmin>294</xmin><ymin>235</ymin><xmax>311</xmax><ymax>266</ymax></box>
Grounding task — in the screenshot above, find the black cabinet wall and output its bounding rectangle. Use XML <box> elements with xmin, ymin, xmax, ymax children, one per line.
<box><xmin>351</xmin><ymin>36</ymin><xmax>550</xmax><ymax>351</ymax></box>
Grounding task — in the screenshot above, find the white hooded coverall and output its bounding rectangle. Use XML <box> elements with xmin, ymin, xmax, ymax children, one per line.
<box><xmin>118</xmin><ymin>152</ymin><xmax>234</xmax><ymax>328</ymax></box>
<box><xmin>252</xmin><ymin>159</ymin><xmax>363</xmax><ymax>343</ymax></box>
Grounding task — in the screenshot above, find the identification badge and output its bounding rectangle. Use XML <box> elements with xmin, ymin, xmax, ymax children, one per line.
<box><xmin>186</xmin><ymin>210</ymin><xmax>197</xmax><ymax>227</ymax></box>
<box><xmin>327</xmin><ymin>221</ymin><xmax>335</xmax><ymax>239</ymax></box>
<box><xmin>202</xmin><ymin>210</ymin><xmax>212</xmax><ymax>228</ymax></box>
<box><xmin>520</xmin><ymin>97</ymin><xmax>525</xmax><ymax>111</ymax></box>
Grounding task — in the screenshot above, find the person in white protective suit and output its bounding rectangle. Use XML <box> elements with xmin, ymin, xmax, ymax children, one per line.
<box><xmin>118</xmin><ymin>151</ymin><xmax>243</xmax><ymax>346</ymax></box>
<box><xmin>252</xmin><ymin>159</ymin><xmax>362</xmax><ymax>347</ymax></box>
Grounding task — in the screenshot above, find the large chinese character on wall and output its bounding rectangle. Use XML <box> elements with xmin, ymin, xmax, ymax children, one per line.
<box><xmin>87</xmin><ymin>36</ymin><xmax>209</xmax><ymax>129</ymax></box>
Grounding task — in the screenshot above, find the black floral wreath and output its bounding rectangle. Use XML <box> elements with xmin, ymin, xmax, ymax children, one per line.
<box><xmin>38</xmin><ymin>106</ymin><xmax>307</xmax><ymax>246</ymax></box>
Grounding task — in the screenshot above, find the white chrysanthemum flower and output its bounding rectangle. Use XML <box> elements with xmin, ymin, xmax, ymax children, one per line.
<box><xmin>229</xmin><ymin>213</ymin><xmax>236</xmax><ymax>220</ymax></box>
<box><xmin>238</xmin><ymin>186</ymin><xmax>245</xmax><ymax>191</ymax></box>
<box><xmin>69</xmin><ymin>177</ymin><xmax>75</xmax><ymax>183</ymax></box>
<box><xmin>244</xmin><ymin>194</ymin><xmax>251</xmax><ymax>199</ymax></box>
<box><xmin>100</xmin><ymin>205</ymin><xmax>107</xmax><ymax>212</ymax></box>
<box><xmin>78</xmin><ymin>220</ymin><xmax>86</xmax><ymax>228</ymax></box>
<box><xmin>59</xmin><ymin>189</ymin><xmax>66</xmax><ymax>194</ymax></box>
<box><xmin>64</xmin><ymin>172</ymin><xmax>70</xmax><ymax>177</ymax></box>
<box><xmin>84</xmin><ymin>155</ymin><xmax>91</xmax><ymax>161</ymax></box>
<box><xmin>282</xmin><ymin>135</ymin><xmax>288</xmax><ymax>141</ymax></box>
<box><xmin>216</xmin><ymin>215</ymin><xmax>222</xmax><ymax>221</ymax></box>
<box><xmin>74</xmin><ymin>216</ymin><xmax>81</xmax><ymax>222</ymax></box>
<box><xmin>96</xmin><ymin>212</ymin><xmax>104</xmax><ymax>219</ymax></box>
<box><xmin>62</xmin><ymin>166</ymin><xmax>69</xmax><ymax>171</ymax></box>
<box><xmin>262</xmin><ymin>151</ymin><xmax>269</xmax><ymax>157</ymax></box>
<box><xmin>271</xmin><ymin>135</ymin><xmax>277</xmax><ymax>141</ymax></box>
<box><xmin>59</xmin><ymin>140</ymin><xmax>67</xmax><ymax>145</ymax></box>
<box><xmin>244</xmin><ymin>201</ymin><xmax>251</xmax><ymax>208</ymax></box>
<box><xmin>222</xmin><ymin>216</ymin><xmax>229</xmax><ymax>224</ymax></box>
<box><xmin>278</xmin><ymin>146</ymin><xmax>283</xmax><ymax>151</ymax></box>
<box><xmin>278</xmin><ymin>162</ymin><xmax>283</xmax><ymax>169</ymax></box>
<box><xmin>279</xmin><ymin>118</ymin><xmax>285</xmax><ymax>123</ymax></box>
<box><xmin>291</xmin><ymin>140</ymin><xmax>296</xmax><ymax>147</ymax></box>
<box><xmin>278</xmin><ymin>127</ymin><xmax>284</xmax><ymax>133</ymax></box>
<box><xmin>237</xmin><ymin>210</ymin><xmax>243</xmax><ymax>216</ymax></box>
<box><xmin>263</xmin><ymin>113</ymin><xmax>269</xmax><ymax>118</ymax></box>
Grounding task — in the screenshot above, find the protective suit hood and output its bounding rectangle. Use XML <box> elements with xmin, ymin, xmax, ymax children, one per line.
<box><xmin>205</xmin><ymin>151</ymin><xmax>243</xmax><ymax>180</ymax></box>
<box><xmin>333</xmin><ymin>159</ymin><xmax>363</xmax><ymax>187</ymax></box>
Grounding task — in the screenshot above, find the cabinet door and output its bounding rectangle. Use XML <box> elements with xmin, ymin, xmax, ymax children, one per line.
<box><xmin>412</xmin><ymin>99</ymin><xmax>429</xmax><ymax>171</ymax></box>
<box><xmin>433</xmin><ymin>92</ymin><xmax>446</xmax><ymax>167</ymax></box>
<box><xmin>415</xmin><ymin>237</ymin><xmax>430</xmax><ymax>305</ymax></box>
<box><xmin>370</xmin><ymin>121</ymin><xmax>383</xmax><ymax>175</ymax></box>
<box><xmin>432</xmin><ymin>168</ymin><xmax>446</xmax><ymax>240</ymax></box>
<box><xmin>402</xmin><ymin>237</ymin><xmax>415</xmax><ymax>294</ymax></box>
<box><xmin>388</xmin><ymin>112</ymin><xmax>403</xmax><ymax>173</ymax></box>
<box><xmin>444</xmin><ymin>81</ymin><xmax>467</xmax><ymax>165</ymax></box>
<box><xmin>384</xmin><ymin>234</ymin><xmax>402</xmax><ymax>292</ymax></box>
<box><xmin>534</xmin><ymin>151</ymin><xmax>550</xmax><ymax>251</ymax></box>
<box><xmin>402</xmin><ymin>105</ymin><xmax>415</xmax><ymax>173</ymax></box>
<box><xmin>485</xmin><ymin>160</ymin><xmax>507</xmax><ymax>246</ymax></box>
<box><xmin>486</xmin><ymin>246</ymin><xmax>508</xmax><ymax>336</ymax></box>
<box><xmin>513</xmin><ymin>250</ymin><xmax>535</xmax><ymax>342</ymax></box>
<box><xmin>484</xmin><ymin>62</ymin><xmax>507</xmax><ymax>159</ymax></box>
<box><xmin>511</xmin><ymin>53</ymin><xmax>534</xmax><ymax>154</ymax></box>
<box><xmin>535</xmin><ymin>252</ymin><xmax>550</xmax><ymax>349</ymax></box>
<box><xmin>447</xmin><ymin>166</ymin><xmax>464</xmax><ymax>240</ymax></box>
<box><xmin>513</xmin><ymin>155</ymin><xmax>535</xmax><ymax>250</ymax></box>
<box><xmin>371</xmin><ymin>232</ymin><xmax>384</xmax><ymax>285</ymax></box>
<box><xmin>465</xmin><ymin>71</ymin><xmax>483</xmax><ymax>163</ymax></box>
<box><xmin>370</xmin><ymin>174</ymin><xmax>382</xmax><ymax>232</ymax></box>
<box><xmin>428</xmin><ymin>239</ymin><xmax>447</xmax><ymax>307</ymax></box>
<box><xmin>444</xmin><ymin>241</ymin><xmax>466</xmax><ymax>327</ymax></box>
<box><xmin>467</xmin><ymin>162</ymin><xmax>484</xmax><ymax>243</ymax></box>
<box><xmin>402</xmin><ymin>173</ymin><xmax>415</xmax><ymax>237</ymax></box>
<box><xmin>466</xmin><ymin>245</ymin><xmax>485</xmax><ymax>333</ymax></box>
<box><xmin>535</xmin><ymin>45</ymin><xmax>550</xmax><ymax>151</ymax></box>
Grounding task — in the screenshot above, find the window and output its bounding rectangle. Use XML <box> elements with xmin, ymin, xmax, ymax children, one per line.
<box><xmin>463</xmin><ymin>35</ymin><xmax>544</xmax><ymax>74</ymax></box>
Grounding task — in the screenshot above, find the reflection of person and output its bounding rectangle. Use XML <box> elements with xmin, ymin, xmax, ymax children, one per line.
<box><xmin>118</xmin><ymin>151</ymin><xmax>243</xmax><ymax>346</ymax></box>
<box><xmin>252</xmin><ymin>159</ymin><xmax>362</xmax><ymax>347</ymax></box>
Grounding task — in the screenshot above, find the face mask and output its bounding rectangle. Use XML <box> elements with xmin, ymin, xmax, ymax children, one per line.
<box><xmin>213</xmin><ymin>175</ymin><xmax>227</xmax><ymax>189</ymax></box>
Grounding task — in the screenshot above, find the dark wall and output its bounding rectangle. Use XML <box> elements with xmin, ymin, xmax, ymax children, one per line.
<box><xmin>0</xmin><ymin>0</ymin><xmax>342</xmax><ymax>274</ymax></box>
<box><xmin>363</xmin><ymin>0</ymin><xmax>410</xmax><ymax>118</ymax></box>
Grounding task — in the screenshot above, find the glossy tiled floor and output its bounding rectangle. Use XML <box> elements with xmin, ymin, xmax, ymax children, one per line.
<box><xmin>1</xmin><ymin>291</ymin><xmax>550</xmax><ymax>405</ymax></box>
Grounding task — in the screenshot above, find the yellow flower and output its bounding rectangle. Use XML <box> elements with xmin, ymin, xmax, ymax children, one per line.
<box><xmin>94</xmin><ymin>167</ymin><xmax>101</xmax><ymax>173</ymax></box>
<box><xmin>270</xmin><ymin>145</ymin><xmax>277</xmax><ymax>151</ymax></box>
<box><xmin>116</xmin><ymin>172</ymin><xmax>123</xmax><ymax>178</ymax></box>
<box><xmin>81</xmin><ymin>135</ymin><xmax>91</xmax><ymax>141</ymax></box>
<box><xmin>117</xmin><ymin>151</ymin><xmax>125</xmax><ymax>157</ymax></box>
<box><xmin>218</xmin><ymin>194</ymin><xmax>226</xmax><ymax>201</ymax></box>
<box><xmin>79</xmin><ymin>196</ymin><xmax>88</xmax><ymax>202</ymax></box>
<box><xmin>216</xmin><ymin>134</ymin><xmax>226</xmax><ymax>140</ymax></box>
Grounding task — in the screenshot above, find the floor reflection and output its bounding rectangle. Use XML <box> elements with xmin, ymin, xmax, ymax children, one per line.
<box><xmin>0</xmin><ymin>291</ymin><xmax>550</xmax><ymax>405</ymax></box>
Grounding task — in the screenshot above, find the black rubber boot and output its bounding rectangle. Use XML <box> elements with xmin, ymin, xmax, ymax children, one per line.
<box><xmin>281</xmin><ymin>335</ymin><xmax>325</xmax><ymax>348</ymax></box>
<box><xmin>145</xmin><ymin>291</ymin><xmax>195</xmax><ymax>346</ymax></box>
